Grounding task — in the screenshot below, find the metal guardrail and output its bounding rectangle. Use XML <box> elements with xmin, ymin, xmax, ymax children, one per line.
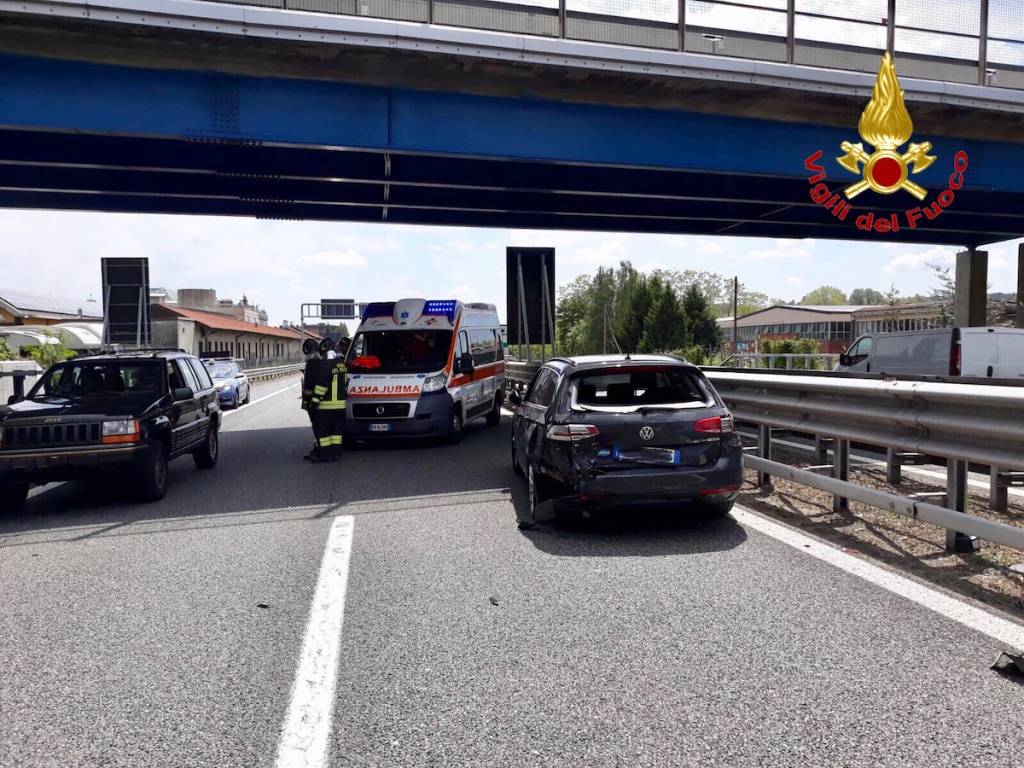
<box><xmin>0</xmin><ymin>368</ymin><xmax>42</xmax><ymax>401</ymax></box>
<box><xmin>200</xmin><ymin>0</ymin><xmax>1024</xmax><ymax>91</ymax></box>
<box><xmin>243</xmin><ymin>363</ymin><xmax>305</xmax><ymax>380</ymax></box>
<box><xmin>725</xmin><ymin>353</ymin><xmax>840</xmax><ymax>371</ymax></box>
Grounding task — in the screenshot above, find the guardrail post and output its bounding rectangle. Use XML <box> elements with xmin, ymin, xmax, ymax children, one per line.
<box><xmin>946</xmin><ymin>460</ymin><xmax>980</xmax><ymax>552</ymax></box>
<box><xmin>13</xmin><ymin>372</ymin><xmax>26</xmax><ymax>400</ymax></box>
<box><xmin>886</xmin><ymin>448</ymin><xmax>902</xmax><ymax>484</ymax></box>
<box><xmin>758</xmin><ymin>424</ymin><xmax>772</xmax><ymax>487</ymax></box>
<box><xmin>814</xmin><ymin>436</ymin><xmax>832</xmax><ymax>465</ymax></box>
<box><xmin>833</xmin><ymin>438</ymin><xmax>849</xmax><ymax>513</ymax></box>
<box><xmin>990</xmin><ymin>466</ymin><xmax>1008</xmax><ymax>512</ymax></box>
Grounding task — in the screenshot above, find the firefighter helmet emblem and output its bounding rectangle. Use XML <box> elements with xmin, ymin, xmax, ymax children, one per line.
<box><xmin>836</xmin><ymin>53</ymin><xmax>936</xmax><ymax>201</ymax></box>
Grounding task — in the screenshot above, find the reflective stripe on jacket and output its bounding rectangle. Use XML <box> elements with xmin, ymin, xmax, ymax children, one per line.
<box><xmin>312</xmin><ymin>360</ymin><xmax>348</xmax><ymax>411</ymax></box>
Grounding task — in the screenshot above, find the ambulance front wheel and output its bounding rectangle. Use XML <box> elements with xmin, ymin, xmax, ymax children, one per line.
<box><xmin>485</xmin><ymin>394</ymin><xmax>502</xmax><ymax>427</ymax></box>
<box><xmin>446</xmin><ymin>407</ymin><xmax>464</xmax><ymax>445</ymax></box>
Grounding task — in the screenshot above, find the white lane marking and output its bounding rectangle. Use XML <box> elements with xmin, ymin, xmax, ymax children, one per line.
<box><xmin>764</xmin><ymin>434</ymin><xmax>1024</xmax><ymax>499</ymax></box>
<box><xmin>732</xmin><ymin>506</ymin><xmax>1024</xmax><ymax>650</ymax></box>
<box><xmin>222</xmin><ymin>381</ymin><xmax>299</xmax><ymax>418</ymax></box>
<box><xmin>276</xmin><ymin>515</ymin><xmax>355</xmax><ymax>768</ymax></box>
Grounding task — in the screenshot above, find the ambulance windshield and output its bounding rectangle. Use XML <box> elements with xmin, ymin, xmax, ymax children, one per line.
<box><xmin>348</xmin><ymin>330</ymin><xmax>453</xmax><ymax>374</ymax></box>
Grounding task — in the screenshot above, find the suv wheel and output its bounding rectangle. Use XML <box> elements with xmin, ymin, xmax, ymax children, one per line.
<box><xmin>485</xmin><ymin>395</ymin><xmax>502</xmax><ymax>427</ymax></box>
<box><xmin>193</xmin><ymin>424</ymin><xmax>219</xmax><ymax>469</ymax></box>
<box><xmin>138</xmin><ymin>442</ymin><xmax>169</xmax><ymax>502</ymax></box>
<box><xmin>0</xmin><ymin>482</ymin><xmax>29</xmax><ymax>514</ymax></box>
<box><xmin>446</xmin><ymin>408</ymin><xmax>464</xmax><ymax>445</ymax></box>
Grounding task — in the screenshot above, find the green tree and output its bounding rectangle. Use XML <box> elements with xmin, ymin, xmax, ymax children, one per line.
<box><xmin>640</xmin><ymin>276</ymin><xmax>687</xmax><ymax>353</ymax></box>
<box><xmin>579</xmin><ymin>266</ymin><xmax>618</xmax><ymax>354</ymax></box>
<box><xmin>682</xmin><ymin>284</ymin><xmax>721</xmax><ymax>350</ymax></box>
<box><xmin>0</xmin><ymin>337</ymin><xmax>13</xmax><ymax>362</ymax></box>
<box><xmin>26</xmin><ymin>330</ymin><xmax>74</xmax><ymax>370</ymax></box>
<box><xmin>611</xmin><ymin>262</ymin><xmax>652</xmax><ymax>354</ymax></box>
<box><xmin>800</xmin><ymin>286</ymin><xmax>848</xmax><ymax>306</ymax></box>
<box><xmin>555</xmin><ymin>274</ymin><xmax>593</xmax><ymax>355</ymax></box>
<box><xmin>848</xmin><ymin>288</ymin><xmax>885</xmax><ymax>305</ymax></box>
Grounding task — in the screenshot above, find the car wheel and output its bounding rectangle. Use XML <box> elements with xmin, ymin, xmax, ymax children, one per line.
<box><xmin>446</xmin><ymin>408</ymin><xmax>464</xmax><ymax>445</ymax></box>
<box><xmin>485</xmin><ymin>395</ymin><xmax>502</xmax><ymax>427</ymax></box>
<box><xmin>511</xmin><ymin>434</ymin><xmax>524</xmax><ymax>476</ymax></box>
<box><xmin>243</xmin><ymin>386</ymin><xmax>250</xmax><ymax>405</ymax></box>
<box><xmin>193</xmin><ymin>424</ymin><xmax>219</xmax><ymax>469</ymax></box>
<box><xmin>699</xmin><ymin>499</ymin><xmax>735</xmax><ymax>517</ymax></box>
<box><xmin>138</xmin><ymin>442</ymin><xmax>169</xmax><ymax>502</ymax></box>
<box><xmin>0</xmin><ymin>481</ymin><xmax>29</xmax><ymax>514</ymax></box>
<box><xmin>527</xmin><ymin>460</ymin><xmax>547</xmax><ymax>516</ymax></box>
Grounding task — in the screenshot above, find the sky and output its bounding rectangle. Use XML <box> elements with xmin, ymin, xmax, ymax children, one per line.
<box><xmin>1</xmin><ymin>209</ymin><xmax>1020</xmax><ymax>327</ymax></box>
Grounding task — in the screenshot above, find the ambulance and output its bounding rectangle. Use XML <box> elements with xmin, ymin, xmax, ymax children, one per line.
<box><xmin>345</xmin><ymin>299</ymin><xmax>505</xmax><ymax>442</ymax></box>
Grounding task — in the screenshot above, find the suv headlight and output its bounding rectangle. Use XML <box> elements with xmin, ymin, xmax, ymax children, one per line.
<box><xmin>421</xmin><ymin>372</ymin><xmax>447</xmax><ymax>393</ymax></box>
<box><xmin>101</xmin><ymin>419</ymin><xmax>141</xmax><ymax>444</ymax></box>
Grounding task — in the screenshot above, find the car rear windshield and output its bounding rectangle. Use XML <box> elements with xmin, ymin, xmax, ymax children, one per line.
<box><xmin>29</xmin><ymin>361</ymin><xmax>163</xmax><ymax>398</ymax></box>
<box><xmin>570</xmin><ymin>366</ymin><xmax>714</xmax><ymax>411</ymax></box>
<box><xmin>205</xmin><ymin>361</ymin><xmax>239</xmax><ymax>378</ymax></box>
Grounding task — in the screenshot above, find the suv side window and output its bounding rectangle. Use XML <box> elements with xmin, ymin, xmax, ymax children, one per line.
<box><xmin>527</xmin><ymin>369</ymin><xmax>558</xmax><ymax>406</ymax></box>
<box><xmin>167</xmin><ymin>361</ymin><xmax>186</xmax><ymax>391</ymax></box>
<box><xmin>175</xmin><ymin>359</ymin><xmax>200</xmax><ymax>393</ymax></box>
<box><xmin>188</xmin><ymin>359</ymin><xmax>213</xmax><ymax>391</ymax></box>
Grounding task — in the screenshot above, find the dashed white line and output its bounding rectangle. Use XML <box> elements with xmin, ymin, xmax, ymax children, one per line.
<box><xmin>275</xmin><ymin>515</ymin><xmax>355</xmax><ymax>768</ymax></box>
<box><xmin>733</xmin><ymin>505</ymin><xmax>1024</xmax><ymax>650</ymax></box>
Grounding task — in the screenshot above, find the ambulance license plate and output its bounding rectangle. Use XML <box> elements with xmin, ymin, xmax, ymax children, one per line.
<box><xmin>369</xmin><ymin>423</ymin><xmax>392</xmax><ymax>432</ymax></box>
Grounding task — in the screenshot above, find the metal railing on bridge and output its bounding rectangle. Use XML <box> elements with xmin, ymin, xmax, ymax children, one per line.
<box><xmin>723</xmin><ymin>353</ymin><xmax>840</xmax><ymax>371</ymax></box>
<box><xmin>208</xmin><ymin>0</ymin><xmax>1024</xmax><ymax>90</ymax></box>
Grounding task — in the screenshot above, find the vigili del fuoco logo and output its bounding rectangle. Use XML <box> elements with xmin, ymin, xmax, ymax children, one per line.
<box><xmin>804</xmin><ymin>53</ymin><xmax>968</xmax><ymax>234</ymax></box>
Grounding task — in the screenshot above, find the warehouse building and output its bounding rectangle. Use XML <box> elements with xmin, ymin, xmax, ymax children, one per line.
<box><xmin>151</xmin><ymin>304</ymin><xmax>306</xmax><ymax>366</ymax></box>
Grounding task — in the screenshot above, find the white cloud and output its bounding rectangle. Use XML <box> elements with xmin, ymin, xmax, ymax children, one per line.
<box><xmin>694</xmin><ymin>239</ymin><xmax>727</xmax><ymax>256</ymax></box>
<box><xmin>746</xmin><ymin>241</ymin><xmax>812</xmax><ymax>261</ymax></box>
<box><xmin>298</xmin><ymin>249</ymin><xmax>368</xmax><ymax>268</ymax></box>
<box><xmin>449</xmin><ymin>284</ymin><xmax>482</xmax><ymax>302</ymax></box>
<box><xmin>884</xmin><ymin>245</ymin><xmax>955</xmax><ymax>273</ymax></box>
<box><xmin>785</xmin><ymin>276</ymin><xmax>804</xmax><ymax>285</ymax></box>
<box><xmin>640</xmin><ymin>261</ymin><xmax>670</xmax><ymax>274</ymax></box>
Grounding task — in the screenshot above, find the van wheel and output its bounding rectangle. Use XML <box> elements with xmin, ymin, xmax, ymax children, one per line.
<box><xmin>138</xmin><ymin>442</ymin><xmax>169</xmax><ymax>502</ymax></box>
<box><xmin>485</xmin><ymin>395</ymin><xmax>502</xmax><ymax>427</ymax></box>
<box><xmin>193</xmin><ymin>424</ymin><xmax>219</xmax><ymax>469</ymax></box>
<box><xmin>446</xmin><ymin>408</ymin><xmax>464</xmax><ymax>445</ymax></box>
<box><xmin>0</xmin><ymin>482</ymin><xmax>29</xmax><ymax>514</ymax></box>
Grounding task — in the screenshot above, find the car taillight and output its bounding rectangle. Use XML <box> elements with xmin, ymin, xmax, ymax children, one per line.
<box><xmin>101</xmin><ymin>419</ymin><xmax>141</xmax><ymax>445</ymax></box>
<box><xmin>694</xmin><ymin>415</ymin><xmax>734</xmax><ymax>434</ymax></box>
<box><xmin>547</xmin><ymin>424</ymin><xmax>600</xmax><ymax>442</ymax></box>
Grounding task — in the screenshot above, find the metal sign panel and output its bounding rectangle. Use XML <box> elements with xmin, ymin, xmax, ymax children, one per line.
<box><xmin>320</xmin><ymin>299</ymin><xmax>357</xmax><ymax>320</ymax></box>
<box><xmin>101</xmin><ymin>257</ymin><xmax>151</xmax><ymax>347</ymax></box>
<box><xmin>506</xmin><ymin>247</ymin><xmax>555</xmax><ymax>346</ymax></box>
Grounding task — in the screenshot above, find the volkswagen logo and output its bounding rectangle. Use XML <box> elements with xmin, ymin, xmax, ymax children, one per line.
<box><xmin>639</xmin><ymin>426</ymin><xmax>655</xmax><ymax>441</ymax></box>
<box><xmin>376</xmin><ymin>406</ymin><xmax>385</xmax><ymax>416</ymax></box>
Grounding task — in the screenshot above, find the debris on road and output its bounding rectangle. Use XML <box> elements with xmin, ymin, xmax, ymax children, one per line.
<box><xmin>488</xmin><ymin>596</ymin><xmax>499</xmax><ymax>606</ymax></box>
<box><xmin>256</xmin><ymin>603</ymin><xmax>270</xmax><ymax>609</ymax></box>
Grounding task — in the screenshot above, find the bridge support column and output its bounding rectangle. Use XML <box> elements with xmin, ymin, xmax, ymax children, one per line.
<box><xmin>946</xmin><ymin>460</ymin><xmax>980</xmax><ymax>552</ymax></box>
<box><xmin>1016</xmin><ymin>243</ymin><xmax>1024</xmax><ymax>329</ymax></box>
<box><xmin>954</xmin><ymin>248</ymin><xmax>988</xmax><ymax>327</ymax></box>
<box><xmin>833</xmin><ymin>438</ymin><xmax>849</xmax><ymax>513</ymax></box>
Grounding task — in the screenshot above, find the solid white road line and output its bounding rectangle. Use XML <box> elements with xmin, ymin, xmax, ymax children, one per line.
<box><xmin>732</xmin><ymin>506</ymin><xmax>1024</xmax><ymax>650</ymax></box>
<box><xmin>276</xmin><ymin>515</ymin><xmax>355</xmax><ymax>768</ymax></box>
<box><xmin>222</xmin><ymin>380</ymin><xmax>299</xmax><ymax>418</ymax></box>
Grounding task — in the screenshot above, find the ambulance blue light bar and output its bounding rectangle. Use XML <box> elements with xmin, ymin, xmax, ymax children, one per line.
<box><xmin>423</xmin><ymin>300</ymin><xmax>458</xmax><ymax>321</ymax></box>
<box><xmin>361</xmin><ymin>302</ymin><xmax>395</xmax><ymax>321</ymax></box>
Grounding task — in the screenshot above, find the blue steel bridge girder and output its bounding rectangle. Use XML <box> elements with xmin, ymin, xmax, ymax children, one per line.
<box><xmin>1</xmin><ymin>52</ymin><xmax>1023</xmax><ymax>246</ymax></box>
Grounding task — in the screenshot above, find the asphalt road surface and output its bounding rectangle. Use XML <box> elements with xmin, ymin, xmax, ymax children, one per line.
<box><xmin>2</xmin><ymin>374</ymin><xmax>1023</xmax><ymax>768</ymax></box>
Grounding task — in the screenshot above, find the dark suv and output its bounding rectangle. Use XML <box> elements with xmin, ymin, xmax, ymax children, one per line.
<box><xmin>0</xmin><ymin>351</ymin><xmax>221</xmax><ymax>513</ymax></box>
<box><xmin>509</xmin><ymin>355</ymin><xmax>743</xmax><ymax>526</ymax></box>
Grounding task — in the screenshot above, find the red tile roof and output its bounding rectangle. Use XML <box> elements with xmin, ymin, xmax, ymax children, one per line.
<box><xmin>152</xmin><ymin>304</ymin><xmax>305</xmax><ymax>340</ymax></box>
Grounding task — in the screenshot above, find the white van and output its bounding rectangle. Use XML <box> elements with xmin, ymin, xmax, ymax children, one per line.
<box><xmin>345</xmin><ymin>299</ymin><xmax>505</xmax><ymax>442</ymax></box>
<box><xmin>835</xmin><ymin>327</ymin><xmax>1024</xmax><ymax>378</ymax></box>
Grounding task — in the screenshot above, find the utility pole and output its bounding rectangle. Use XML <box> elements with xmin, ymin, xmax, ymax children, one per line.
<box><xmin>732</xmin><ymin>276</ymin><xmax>739</xmax><ymax>352</ymax></box>
<box><xmin>602</xmin><ymin>305</ymin><xmax>608</xmax><ymax>355</ymax></box>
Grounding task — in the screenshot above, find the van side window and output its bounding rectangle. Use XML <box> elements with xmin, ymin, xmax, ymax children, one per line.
<box><xmin>849</xmin><ymin>337</ymin><xmax>872</xmax><ymax>359</ymax></box>
<box><xmin>469</xmin><ymin>329</ymin><xmax>497</xmax><ymax>365</ymax></box>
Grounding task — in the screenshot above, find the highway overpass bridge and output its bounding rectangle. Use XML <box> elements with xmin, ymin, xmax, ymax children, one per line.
<box><xmin>0</xmin><ymin>0</ymin><xmax>1023</xmax><ymax>250</ymax></box>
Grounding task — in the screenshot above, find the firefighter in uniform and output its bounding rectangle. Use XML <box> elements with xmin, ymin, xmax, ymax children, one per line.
<box><xmin>300</xmin><ymin>338</ymin><xmax>324</xmax><ymax>461</ymax></box>
<box><xmin>309</xmin><ymin>338</ymin><xmax>348</xmax><ymax>462</ymax></box>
